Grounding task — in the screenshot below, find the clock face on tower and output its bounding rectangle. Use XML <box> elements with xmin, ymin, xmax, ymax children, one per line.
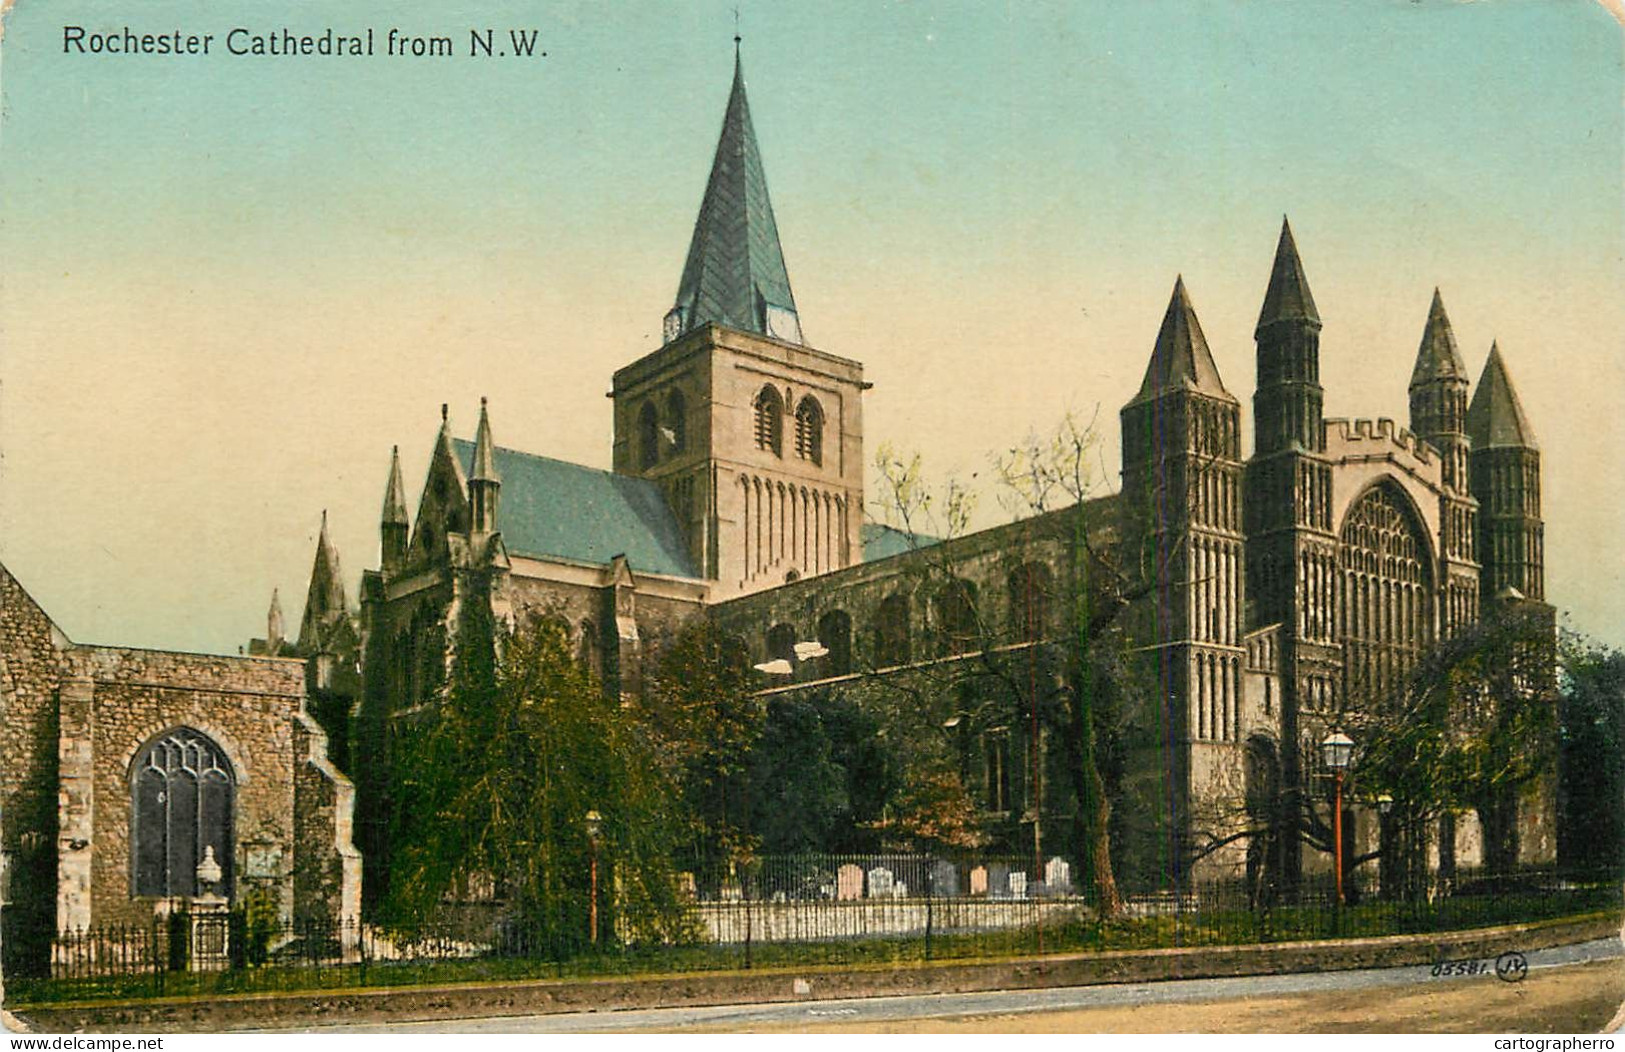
<box><xmin>663</xmin><ymin>307</ymin><xmax>684</xmax><ymax>344</ymax></box>
<box><xmin>764</xmin><ymin>304</ymin><xmax>802</xmax><ymax>344</ymax></box>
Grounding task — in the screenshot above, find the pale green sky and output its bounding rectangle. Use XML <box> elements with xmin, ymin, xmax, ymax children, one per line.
<box><xmin>1</xmin><ymin>0</ymin><xmax>1621</xmax><ymax>653</ymax></box>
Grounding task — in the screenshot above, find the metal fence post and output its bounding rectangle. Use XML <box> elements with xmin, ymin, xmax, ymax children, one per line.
<box><xmin>924</xmin><ymin>865</ymin><xmax>934</xmax><ymax>962</ymax></box>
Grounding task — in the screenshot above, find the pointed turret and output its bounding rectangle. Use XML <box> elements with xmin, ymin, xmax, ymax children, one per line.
<box><xmin>1251</xmin><ymin>217</ymin><xmax>1326</xmax><ymax>455</ymax></box>
<box><xmin>1410</xmin><ymin>288</ymin><xmax>1468</xmax><ymax>387</ymax></box>
<box><xmin>1467</xmin><ymin>342</ymin><xmax>1538</xmax><ymax>450</ymax></box>
<box><xmin>1256</xmin><ymin>217</ymin><xmax>1321</xmax><ymax>335</ymax></box>
<box><xmin>1409</xmin><ymin>288</ymin><xmax>1472</xmax><ymax>494</ymax></box>
<box><xmin>380</xmin><ymin>446</ymin><xmax>409</xmax><ymax>573</ymax></box>
<box><xmin>1131</xmin><ymin>276</ymin><xmax>1231</xmax><ymax>403</ymax></box>
<box><xmin>267</xmin><ymin>588</ymin><xmax>285</xmax><ymax>651</ymax></box>
<box><xmin>298</xmin><ymin>510</ymin><xmax>348</xmax><ymax>651</ymax></box>
<box><xmin>1469</xmin><ymin>342</ymin><xmax>1544</xmax><ymax>603</ymax></box>
<box><xmin>469</xmin><ymin>397</ymin><xmax>501</xmax><ymax>534</ymax></box>
<box><xmin>665</xmin><ymin>50</ymin><xmax>801</xmax><ymax>345</ymax></box>
<box><xmin>382</xmin><ymin>446</ymin><xmax>409</xmax><ymax>524</ymax></box>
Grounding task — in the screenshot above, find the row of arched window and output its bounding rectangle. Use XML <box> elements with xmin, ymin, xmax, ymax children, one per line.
<box><xmin>739</xmin><ymin>475</ymin><xmax>847</xmax><ymax>582</ymax></box>
<box><xmin>753</xmin><ymin>385</ymin><xmax>824</xmax><ymax>465</ymax></box>
<box><xmin>765</xmin><ymin>563</ymin><xmax>1054</xmax><ymax>676</ymax></box>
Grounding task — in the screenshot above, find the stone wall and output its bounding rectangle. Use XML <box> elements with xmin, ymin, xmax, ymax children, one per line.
<box><xmin>292</xmin><ymin>712</ymin><xmax>362</xmax><ymax>932</ymax></box>
<box><xmin>0</xmin><ymin>565</ymin><xmax>69</xmax><ymax>970</ymax></box>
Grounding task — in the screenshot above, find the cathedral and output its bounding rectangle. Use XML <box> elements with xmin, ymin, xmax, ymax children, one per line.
<box><xmin>260</xmin><ymin>50</ymin><xmax>1555</xmax><ymax>900</ymax></box>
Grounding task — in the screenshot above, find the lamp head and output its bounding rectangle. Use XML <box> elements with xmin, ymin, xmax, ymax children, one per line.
<box><xmin>1319</xmin><ymin>731</ymin><xmax>1355</xmax><ymax>771</ymax></box>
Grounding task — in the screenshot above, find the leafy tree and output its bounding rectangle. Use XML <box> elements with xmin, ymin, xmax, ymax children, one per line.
<box><xmin>862</xmin><ymin>414</ymin><xmax>1148</xmax><ymax>913</ymax></box>
<box><xmin>642</xmin><ymin>621</ymin><xmax>765</xmax><ymax>871</ymax></box>
<box><xmin>1556</xmin><ymin>634</ymin><xmax>1625</xmax><ymax>872</ymax></box>
<box><xmin>744</xmin><ymin>692</ymin><xmax>899</xmax><ymax>854</ymax></box>
<box><xmin>1344</xmin><ymin>601</ymin><xmax>1557</xmax><ymax>895</ymax></box>
<box><xmin>382</xmin><ymin>614</ymin><xmax>691</xmax><ymax>948</ymax></box>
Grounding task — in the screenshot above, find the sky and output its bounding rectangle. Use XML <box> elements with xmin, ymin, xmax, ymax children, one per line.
<box><xmin>1</xmin><ymin>0</ymin><xmax>1621</xmax><ymax>655</ymax></box>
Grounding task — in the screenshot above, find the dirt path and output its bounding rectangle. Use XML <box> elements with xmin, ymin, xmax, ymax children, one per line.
<box><xmin>670</xmin><ymin>959</ymin><xmax>1625</xmax><ymax>1034</ymax></box>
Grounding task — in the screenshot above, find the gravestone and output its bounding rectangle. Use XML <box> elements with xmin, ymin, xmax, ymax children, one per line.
<box><xmin>867</xmin><ymin>866</ymin><xmax>894</xmax><ymax>898</ymax></box>
<box><xmin>892</xmin><ymin>880</ymin><xmax>908</xmax><ymax>899</ymax></box>
<box><xmin>676</xmin><ymin>871</ymin><xmax>698</xmax><ymax>901</ymax></box>
<box><xmin>1045</xmin><ymin>856</ymin><xmax>1073</xmax><ymax>892</ymax></box>
<box><xmin>987</xmin><ymin>863</ymin><xmax>1010</xmax><ymax>899</ymax></box>
<box><xmin>930</xmin><ymin>860</ymin><xmax>959</xmax><ymax>897</ymax></box>
<box><xmin>836</xmin><ymin>863</ymin><xmax>864</xmax><ymax>900</ymax></box>
<box><xmin>1008</xmin><ymin>871</ymin><xmax>1028</xmax><ymax>899</ymax></box>
<box><xmin>969</xmin><ymin>865</ymin><xmax>988</xmax><ymax>896</ymax></box>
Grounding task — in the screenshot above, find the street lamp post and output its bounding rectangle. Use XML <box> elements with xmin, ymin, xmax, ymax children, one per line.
<box><xmin>584</xmin><ymin>809</ymin><xmax>603</xmax><ymax>946</ymax></box>
<box><xmin>1319</xmin><ymin>732</ymin><xmax>1355</xmax><ymax>915</ymax></box>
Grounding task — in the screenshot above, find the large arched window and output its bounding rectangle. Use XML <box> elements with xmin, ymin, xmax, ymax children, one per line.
<box><xmin>638</xmin><ymin>400</ymin><xmax>660</xmax><ymax>469</ymax></box>
<box><xmin>753</xmin><ymin>386</ymin><xmax>784</xmax><ymax>456</ymax></box>
<box><xmin>132</xmin><ymin>727</ymin><xmax>234</xmax><ymax>899</ymax></box>
<box><xmin>1008</xmin><ymin>563</ymin><xmax>1051</xmax><ymax>643</ymax></box>
<box><xmin>664</xmin><ymin>389</ymin><xmax>687</xmax><ymax>456</ymax></box>
<box><xmin>874</xmin><ymin>594</ymin><xmax>911</xmax><ymax>667</ymax></box>
<box><xmin>794</xmin><ymin>396</ymin><xmax>824</xmax><ymax>465</ymax></box>
<box><xmin>1339</xmin><ymin>482</ymin><xmax>1433</xmax><ymax>707</ymax></box>
<box><xmin>934</xmin><ymin>579</ymin><xmax>979</xmax><ymax>656</ymax></box>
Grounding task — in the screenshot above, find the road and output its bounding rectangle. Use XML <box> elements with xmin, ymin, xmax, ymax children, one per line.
<box><xmin>272</xmin><ymin>937</ymin><xmax>1624</xmax><ymax>1034</ymax></box>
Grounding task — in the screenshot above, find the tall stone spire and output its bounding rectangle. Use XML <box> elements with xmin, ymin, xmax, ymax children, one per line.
<box><xmin>299</xmin><ymin>510</ymin><xmax>347</xmax><ymax>651</ymax></box>
<box><xmin>380</xmin><ymin>446</ymin><xmax>409</xmax><ymax>573</ymax></box>
<box><xmin>1467</xmin><ymin>341</ymin><xmax>1538</xmax><ymax>450</ymax></box>
<box><xmin>469</xmin><ymin>397</ymin><xmax>501</xmax><ymax>534</ymax></box>
<box><xmin>665</xmin><ymin>49</ymin><xmax>801</xmax><ymax>345</ymax></box>
<box><xmin>1256</xmin><ymin>216</ymin><xmax>1320</xmax><ymax>335</ymax></box>
<box><xmin>1131</xmin><ymin>276</ymin><xmax>1231</xmax><ymax>403</ymax></box>
<box><xmin>1410</xmin><ymin>288</ymin><xmax>1468</xmax><ymax>387</ymax></box>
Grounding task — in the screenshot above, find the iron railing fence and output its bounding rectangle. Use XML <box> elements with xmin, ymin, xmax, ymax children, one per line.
<box><xmin>7</xmin><ymin>859</ymin><xmax>1619</xmax><ymax>1004</ymax></box>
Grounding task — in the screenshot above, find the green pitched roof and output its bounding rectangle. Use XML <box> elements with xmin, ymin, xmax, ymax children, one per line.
<box><xmin>1131</xmin><ymin>276</ymin><xmax>1232</xmax><ymax>404</ymax></box>
<box><xmin>452</xmin><ymin>440</ymin><xmax>699</xmax><ymax>578</ymax></box>
<box><xmin>861</xmin><ymin>522</ymin><xmax>938</xmax><ymax>562</ymax></box>
<box><xmin>1466</xmin><ymin>342</ymin><xmax>1538</xmax><ymax>451</ymax></box>
<box><xmin>670</xmin><ymin>53</ymin><xmax>801</xmax><ymax>343</ymax></box>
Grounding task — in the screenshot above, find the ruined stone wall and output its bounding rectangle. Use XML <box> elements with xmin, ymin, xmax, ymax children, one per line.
<box><xmin>0</xmin><ymin>564</ymin><xmax>69</xmax><ymax>969</ymax></box>
<box><xmin>293</xmin><ymin>712</ymin><xmax>362</xmax><ymax>930</ymax></box>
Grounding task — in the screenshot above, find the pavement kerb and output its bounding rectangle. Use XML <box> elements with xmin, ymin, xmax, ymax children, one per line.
<box><xmin>11</xmin><ymin>911</ymin><xmax>1621</xmax><ymax>1033</ymax></box>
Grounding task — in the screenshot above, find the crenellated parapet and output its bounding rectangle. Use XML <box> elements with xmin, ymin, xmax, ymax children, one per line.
<box><xmin>1324</xmin><ymin>417</ymin><xmax>1439</xmax><ymax>471</ymax></box>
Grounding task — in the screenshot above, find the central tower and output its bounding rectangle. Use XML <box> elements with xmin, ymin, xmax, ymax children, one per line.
<box><xmin>611</xmin><ymin>51</ymin><xmax>865</xmax><ymax>596</ymax></box>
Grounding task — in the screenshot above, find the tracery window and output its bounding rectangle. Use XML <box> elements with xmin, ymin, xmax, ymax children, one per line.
<box><xmin>132</xmin><ymin>728</ymin><xmax>234</xmax><ymax>899</ymax></box>
<box><xmin>753</xmin><ymin>386</ymin><xmax>784</xmax><ymax>456</ymax></box>
<box><xmin>794</xmin><ymin>396</ymin><xmax>823</xmax><ymax>465</ymax></box>
<box><xmin>1339</xmin><ymin>483</ymin><xmax>1433</xmax><ymax>707</ymax></box>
